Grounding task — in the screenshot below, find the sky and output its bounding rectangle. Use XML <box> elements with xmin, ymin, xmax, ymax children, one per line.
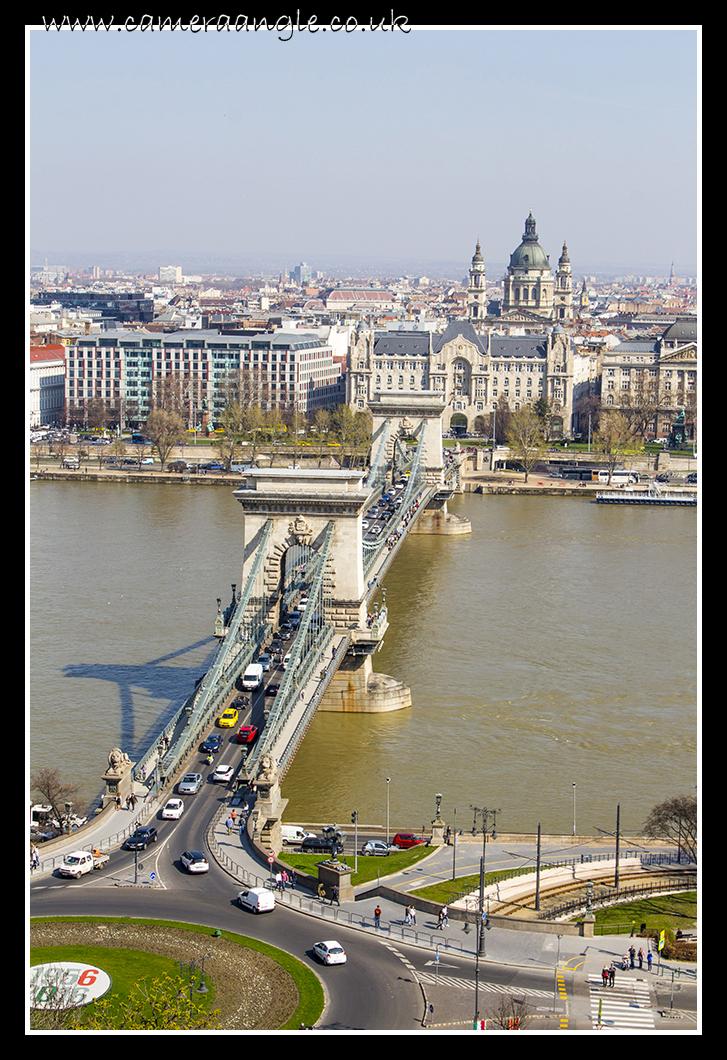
<box><xmin>27</xmin><ymin>23</ymin><xmax>701</xmax><ymax>278</ymax></box>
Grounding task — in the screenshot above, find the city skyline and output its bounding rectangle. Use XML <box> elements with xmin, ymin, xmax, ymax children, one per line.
<box><xmin>28</xmin><ymin>25</ymin><xmax>700</xmax><ymax>277</ymax></box>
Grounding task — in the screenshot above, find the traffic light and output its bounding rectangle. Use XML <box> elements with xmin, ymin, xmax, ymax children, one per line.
<box><xmin>351</xmin><ymin>811</ymin><xmax>358</xmax><ymax>824</ymax></box>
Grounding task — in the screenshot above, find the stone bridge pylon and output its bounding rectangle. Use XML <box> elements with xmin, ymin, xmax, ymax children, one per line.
<box><xmin>233</xmin><ymin>467</ymin><xmax>411</xmax><ymax>712</ymax></box>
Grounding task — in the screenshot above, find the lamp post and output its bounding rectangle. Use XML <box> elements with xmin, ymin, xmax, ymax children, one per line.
<box><xmin>573</xmin><ymin>782</ymin><xmax>576</xmax><ymax>836</ymax></box>
<box><xmin>386</xmin><ymin>777</ymin><xmax>391</xmax><ymax>845</ymax></box>
<box><xmin>471</xmin><ymin>804</ymin><xmax>500</xmax><ymax>1026</ymax></box>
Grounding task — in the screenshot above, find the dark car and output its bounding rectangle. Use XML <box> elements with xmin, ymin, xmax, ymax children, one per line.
<box><xmin>300</xmin><ymin>836</ymin><xmax>344</xmax><ymax>855</ymax></box>
<box><xmin>200</xmin><ymin>462</ymin><xmax>225</xmax><ymax>472</ymax></box>
<box><xmin>168</xmin><ymin>460</ymin><xmax>191</xmax><ymax>473</ymax></box>
<box><xmin>686</xmin><ymin>472</ymin><xmax>697</xmax><ymax>484</ymax></box>
<box><xmin>202</xmin><ymin>734</ymin><xmax>223</xmax><ymax>754</ymax></box>
<box><xmin>125</xmin><ymin>826</ymin><xmax>158</xmax><ymax>850</ymax></box>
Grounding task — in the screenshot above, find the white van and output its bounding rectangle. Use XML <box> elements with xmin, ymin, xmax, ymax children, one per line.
<box><xmin>242</xmin><ymin>663</ymin><xmax>264</xmax><ymax>690</ymax></box>
<box><xmin>237</xmin><ymin>887</ymin><xmax>276</xmax><ymax>914</ymax></box>
<box><xmin>281</xmin><ymin>825</ymin><xmax>315</xmax><ymax>846</ymax></box>
<box><xmin>230</xmin><ymin>462</ymin><xmax>252</xmax><ymax>474</ymax></box>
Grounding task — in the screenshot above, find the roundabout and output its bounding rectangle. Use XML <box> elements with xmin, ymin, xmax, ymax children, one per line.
<box><xmin>30</xmin><ymin>918</ymin><xmax>323</xmax><ymax>1030</ymax></box>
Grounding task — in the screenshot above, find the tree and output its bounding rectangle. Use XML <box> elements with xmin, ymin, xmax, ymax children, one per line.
<box><xmin>30</xmin><ymin>767</ymin><xmax>81</xmax><ymax>833</ymax></box>
<box><xmin>643</xmin><ymin>794</ymin><xmax>697</xmax><ymax>863</ymax></box>
<box><xmin>505</xmin><ymin>406</ymin><xmax>547</xmax><ymax>483</ymax></box>
<box><xmin>143</xmin><ymin>409</ymin><xmax>186</xmax><ymax>470</ymax></box>
<box><xmin>594</xmin><ymin>411</ymin><xmax>633</xmax><ymax>484</ymax></box>
<box><xmin>211</xmin><ymin>403</ymin><xmax>246</xmax><ymax>470</ymax></box>
<box><xmin>83</xmin><ymin>972</ymin><xmax>219</xmax><ymax>1030</ymax></box>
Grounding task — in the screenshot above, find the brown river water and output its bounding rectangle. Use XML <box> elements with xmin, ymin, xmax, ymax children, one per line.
<box><xmin>28</xmin><ymin>481</ymin><xmax>698</xmax><ymax>836</ymax></box>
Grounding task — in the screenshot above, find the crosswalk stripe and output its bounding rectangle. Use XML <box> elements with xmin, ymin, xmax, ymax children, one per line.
<box><xmin>587</xmin><ymin>973</ymin><xmax>655</xmax><ymax>1029</ymax></box>
<box><xmin>418</xmin><ymin>972</ymin><xmax>553</xmax><ymax>999</ymax></box>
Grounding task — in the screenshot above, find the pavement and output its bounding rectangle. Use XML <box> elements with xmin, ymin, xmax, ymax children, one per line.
<box><xmin>31</xmin><ymin>786</ymin><xmax>699</xmax><ymax>1032</ymax></box>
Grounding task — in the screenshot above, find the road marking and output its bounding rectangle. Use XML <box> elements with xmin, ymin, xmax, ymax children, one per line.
<box><xmin>417</xmin><ymin>972</ymin><xmax>554</xmax><ymax>1000</ymax></box>
<box><xmin>588</xmin><ymin>974</ymin><xmax>655</xmax><ymax>1030</ymax></box>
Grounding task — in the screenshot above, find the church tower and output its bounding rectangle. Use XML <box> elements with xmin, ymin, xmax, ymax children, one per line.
<box><xmin>501</xmin><ymin>211</ymin><xmax>555</xmax><ymax>320</ymax></box>
<box><xmin>467</xmin><ymin>238</ymin><xmax>487</xmax><ymax>324</ymax></box>
<box><xmin>554</xmin><ymin>240</ymin><xmax>573</xmax><ymax>322</ymax></box>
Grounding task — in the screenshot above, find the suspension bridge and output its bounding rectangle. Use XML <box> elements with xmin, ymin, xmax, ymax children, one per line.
<box><xmin>134</xmin><ymin>393</ymin><xmax>469</xmax><ymax>841</ymax></box>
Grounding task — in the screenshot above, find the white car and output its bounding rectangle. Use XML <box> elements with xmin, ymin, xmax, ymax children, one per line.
<box><xmin>212</xmin><ymin>763</ymin><xmax>234</xmax><ymax>784</ymax></box>
<box><xmin>162</xmin><ymin>798</ymin><xmax>185</xmax><ymax>820</ymax></box>
<box><xmin>313</xmin><ymin>940</ymin><xmax>347</xmax><ymax>965</ymax></box>
<box><xmin>180</xmin><ymin>850</ymin><xmax>209</xmax><ymax>874</ymax></box>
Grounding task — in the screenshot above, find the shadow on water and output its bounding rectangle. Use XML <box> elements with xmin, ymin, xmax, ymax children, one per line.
<box><xmin>62</xmin><ymin>637</ymin><xmax>219</xmax><ymax>759</ymax></box>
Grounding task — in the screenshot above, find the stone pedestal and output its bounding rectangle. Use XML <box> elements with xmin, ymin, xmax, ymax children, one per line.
<box><xmin>253</xmin><ymin>754</ymin><xmax>287</xmax><ymax>851</ymax></box>
<box><xmin>319</xmin><ymin>653</ymin><xmax>412</xmax><ymax>712</ymax></box>
<box><xmin>317</xmin><ymin>860</ymin><xmax>355</xmax><ymax>903</ymax></box>
<box><xmin>431</xmin><ymin>817</ymin><xmax>446</xmax><ymax>846</ymax></box>
<box><xmin>101</xmin><ymin>748</ymin><xmax>135</xmax><ymax>808</ymax></box>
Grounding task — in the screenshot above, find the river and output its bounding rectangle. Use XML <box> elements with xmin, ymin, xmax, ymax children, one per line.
<box><xmin>28</xmin><ymin>481</ymin><xmax>698</xmax><ymax>836</ymax></box>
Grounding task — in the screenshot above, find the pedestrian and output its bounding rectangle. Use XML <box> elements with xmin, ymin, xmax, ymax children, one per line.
<box><xmin>601</xmin><ymin>965</ymin><xmax>609</xmax><ymax>987</ymax></box>
<box><xmin>290</xmin><ymin>870</ymin><xmax>296</xmax><ymax>890</ymax></box>
<box><xmin>404</xmin><ymin>905</ymin><xmax>411</xmax><ymax>926</ymax></box>
<box><xmin>442</xmin><ymin>905</ymin><xmax>449</xmax><ymax>926</ymax></box>
<box><xmin>276</xmin><ymin>872</ymin><xmax>284</xmax><ymax>892</ymax></box>
<box><xmin>437</xmin><ymin>909</ymin><xmax>444</xmax><ymax>930</ymax></box>
<box><xmin>608</xmin><ymin>963</ymin><xmax>615</xmax><ymax>986</ymax></box>
<box><xmin>410</xmin><ymin>906</ymin><xmax>416</xmax><ymax>925</ymax></box>
<box><xmin>374</xmin><ymin>905</ymin><xmax>382</xmax><ymax>929</ymax></box>
<box><xmin>647</xmin><ymin>951</ymin><xmax>653</xmax><ymax>972</ymax></box>
<box><xmin>332</xmin><ymin>885</ymin><xmax>339</xmax><ymax>906</ymax></box>
<box><xmin>638</xmin><ymin>947</ymin><xmax>644</xmax><ymax>969</ymax></box>
<box><xmin>629</xmin><ymin>944</ymin><xmax>636</xmax><ymax>968</ymax></box>
<box><xmin>115</xmin><ymin>795</ymin><xmax>121</xmax><ymax>810</ymax></box>
<box><xmin>225</xmin><ymin>815</ymin><xmax>235</xmax><ymax>834</ymax></box>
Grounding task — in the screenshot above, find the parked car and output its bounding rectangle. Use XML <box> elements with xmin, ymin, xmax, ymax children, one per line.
<box><xmin>237</xmin><ymin>887</ymin><xmax>276</xmax><ymax>913</ymax></box>
<box><xmin>180</xmin><ymin>850</ymin><xmax>209</xmax><ymax>874</ymax></box>
<box><xmin>392</xmin><ymin>832</ymin><xmax>426</xmax><ymax>849</ymax></box>
<box><xmin>236</xmin><ymin>725</ymin><xmax>258</xmax><ymax>744</ymax></box>
<box><xmin>168</xmin><ymin>460</ymin><xmax>191</xmax><ymax>473</ymax></box>
<box><xmin>218</xmin><ymin>707</ymin><xmax>239</xmax><ymax>728</ymax></box>
<box><xmin>125</xmin><ymin>826</ymin><xmax>158</xmax><ymax>850</ymax></box>
<box><xmin>162</xmin><ymin>798</ymin><xmax>185</xmax><ymax>820</ymax></box>
<box><xmin>687</xmin><ymin>472</ymin><xmax>697</xmax><ymax>484</ymax></box>
<box><xmin>300</xmin><ymin>835</ymin><xmax>344</xmax><ymax>855</ymax></box>
<box><xmin>178</xmin><ymin>772</ymin><xmax>203</xmax><ymax>794</ymax></box>
<box><xmin>202</xmin><ymin>734</ymin><xmax>223</xmax><ymax>754</ymax></box>
<box><xmin>361</xmin><ymin>840</ymin><xmax>393</xmax><ymax>856</ymax></box>
<box><xmin>313</xmin><ymin>940</ymin><xmax>347</xmax><ymax>966</ymax></box>
<box><xmin>212</xmin><ymin>763</ymin><xmax>235</xmax><ymax>784</ymax></box>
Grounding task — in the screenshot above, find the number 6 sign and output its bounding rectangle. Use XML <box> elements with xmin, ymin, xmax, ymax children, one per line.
<box><xmin>30</xmin><ymin>962</ymin><xmax>112</xmax><ymax>1008</ymax></box>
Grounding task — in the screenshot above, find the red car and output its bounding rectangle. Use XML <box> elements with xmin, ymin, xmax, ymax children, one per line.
<box><xmin>392</xmin><ymin>832</ymin><xmax>426</xmax><ymax>849</ymax></box>
<box><xmin>236</xmin><ymin>725</ymin><xmax>258</xmax><ymax>745</ymax></box>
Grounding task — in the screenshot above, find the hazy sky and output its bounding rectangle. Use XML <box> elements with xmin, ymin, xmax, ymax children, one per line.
<box><xmin>28</xmin><ymin>24</ymin><xmax>700</xmax><ymax>276</ymax></box>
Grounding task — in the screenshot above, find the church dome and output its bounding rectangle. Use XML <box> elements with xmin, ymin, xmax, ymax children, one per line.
<box><xmin>509</xmin><ymin>211</ymin><xmax>550</xmax><ymax>271</ymax></box>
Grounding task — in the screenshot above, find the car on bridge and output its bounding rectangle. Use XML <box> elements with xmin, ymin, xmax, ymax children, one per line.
<box><xmin>212</xmin><ymin>763</ymin><xmax>235</xmax><ymax>783</ymax></box>
<box><xmin>218</xmin><ymin>707</ymin><xmax>239</xmax><ymax>728</ymax></box>
<box><xmin>202</xmin><ymin>734</ymin><xmax>223</xmax><ymax>753</ymax></box>
<box><xmin>236</xmin><ymin>725</ymin><xmax>258</xmax><ymax>744</ymax></box>
<box><xmin>257</xmin><ymin>653</ymin><xmax>272</xmax><ymax>671</ymax></box>
<box><xmin>178</xmin><ymin>772</ymin><xmax>203</xmax><ymax>794</ymax></box>
<box><xmin>162</xmin><ymin>798</ymin><xmax>185</xmax><ymax>820</ymax></box>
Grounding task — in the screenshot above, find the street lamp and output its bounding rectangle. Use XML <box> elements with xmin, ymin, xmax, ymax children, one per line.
<box><xmin>386</xmin><ymin>777</ymin><xmax>391</xmax><ymax>845</ymax></box>
<box><xmin>471</xmin><ymin>805</ymin><xmax>500</xmax><ymax>1026</ymax></box>
<box><xmin>573</xmin><ymin>782</ymin><xmax>576</xmax><ymax>836</ymax></box>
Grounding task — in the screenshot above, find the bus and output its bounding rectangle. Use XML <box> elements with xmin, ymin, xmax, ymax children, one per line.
<box><xmin>594</xmin><ymin>469</ymin><xmax>639</xmax><ymax>485</ymax></box>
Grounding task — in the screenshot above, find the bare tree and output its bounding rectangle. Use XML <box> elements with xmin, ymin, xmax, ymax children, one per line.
<box><xmin>506</xmin><ymin>406</ymin><xmax>547</xmax><ymax>483</ymax></box>
<box><xmin>643</xmin><ymin>794</ymin><xmax>697</xmax><ymax>864</ymax></box>
<box><xmin>143</xmin><ymin>409</ymin><xmax>186</xmax><ymax>470</ymax></box>
<box><xmin>484</xmin><ymin>993</ymin><xmax>534</xmax><ymax>1030</ymax></box>
<box><xmin>30</xmin><ymin>767</ymin><xmax>81</xmax><ymax>831</ymax></box>
<box><xmin>594</xmin><ymin>411</ymin><xmax>633</xmax><ymax>484</ymax></box>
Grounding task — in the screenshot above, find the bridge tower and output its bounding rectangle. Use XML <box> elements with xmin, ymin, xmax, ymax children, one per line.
<box><xmin>368</xmin><ymin>391</ymin><xmax>471</xmax><ymax>536</ymax></box>
<box><xmin>233</xmin><ymin>467</ymin><xmax>411</xmax><ymax>712</ymax></box>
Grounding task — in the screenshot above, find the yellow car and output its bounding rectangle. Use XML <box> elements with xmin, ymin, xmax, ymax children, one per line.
<box><xmin>219</xmin><ymin>707</ymin><xmax>239</xmax><ymax>728</ymax></box>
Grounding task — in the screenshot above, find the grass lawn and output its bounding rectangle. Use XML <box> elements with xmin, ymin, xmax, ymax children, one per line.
<box><xmin>589</xmin><ymin>891</ymin><xmax>697</xmax><ymax>935</ymax></box>
<box><xmin>30</xmin><ymin>917</ymin><xmax>323</xmax><ymax>1030</ymax></box>
<box><xmin>279</xmin><ymin>843</ymin><xmax>433</xmax><ymax>884</ymax></box>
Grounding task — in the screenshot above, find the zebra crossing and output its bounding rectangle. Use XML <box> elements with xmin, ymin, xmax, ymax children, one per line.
<box><xmin>418</xmin><ymin>971</ymin><xmax>553</xmax><ymax>1001</ymax></box>
<box><xmin>588</xmin><ymin>973</ymin><xmax>655</xmax><ymax>1031</ymax></box>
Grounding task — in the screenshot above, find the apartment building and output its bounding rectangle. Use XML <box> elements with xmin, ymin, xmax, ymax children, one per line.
<box><xmin>65</xmin><ymin>328</ymin><xmax>345</xmax><ymax>427</ymax></box>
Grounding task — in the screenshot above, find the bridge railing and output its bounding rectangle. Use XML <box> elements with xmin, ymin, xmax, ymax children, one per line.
<box><xmin>244</xmin><ymin>522</ymin><xmax>336</xmax><ymax>778</ymax></box>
